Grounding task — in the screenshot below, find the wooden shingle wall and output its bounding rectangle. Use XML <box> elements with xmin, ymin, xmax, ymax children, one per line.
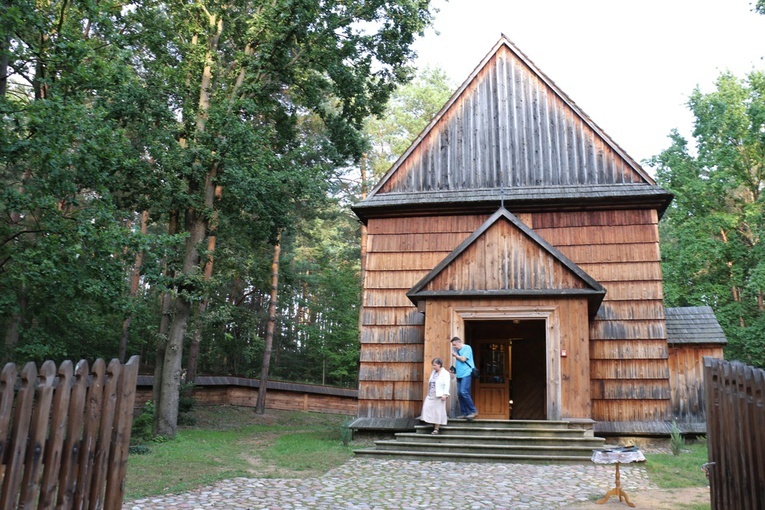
<box><xmin>359</xmin><ymin>215</ymin><xmax>488</xmax><ymax>418</ymax></box>
<box><xmin>532</xmin><ymin>209</ymin><xmax>671</xmax><ymax>422</ymax></box>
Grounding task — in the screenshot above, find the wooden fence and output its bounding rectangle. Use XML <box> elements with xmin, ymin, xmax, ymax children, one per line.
<box><xmin>704</xmin><ymin>357</ymin><xmax>765</xmax><ymax>510</ymax></box>
<box><xmin>0</xmin><ymin>356</ymin><xmax>140</xmax><ymax>510</ymax></box>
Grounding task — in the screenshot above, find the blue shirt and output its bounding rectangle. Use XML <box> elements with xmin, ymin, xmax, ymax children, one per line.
<box><xmin>454</xmin><ymin>344</ymin><xmax>475</xmax><ymax>379</ymax></box>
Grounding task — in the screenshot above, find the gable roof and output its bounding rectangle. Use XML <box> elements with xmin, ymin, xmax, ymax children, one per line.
<box><xmin>407</xmin><ymin>208</ymin><xmax>606</xmax><ymax>315</ymax></box>
<box><xmin>354</xmin><ymin>35</ymin><xmax>673</xmax><ymax>222</ymax></box>
<box><xmin>665</xmin><ymin>306</ymin><xmax>727</xmax><ymax>345</ymax></box>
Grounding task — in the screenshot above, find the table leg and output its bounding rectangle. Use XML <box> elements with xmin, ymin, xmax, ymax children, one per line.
<box><xmin>596</xmin><ymin>462</ymin><xmax>636</xmax><ymax>507</ymax></box>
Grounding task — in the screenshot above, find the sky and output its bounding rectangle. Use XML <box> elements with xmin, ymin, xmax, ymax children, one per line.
<box><xmin>411</xmin><ymin>0</ymin><xmax>765</xmax><ymax>168</ymax></box>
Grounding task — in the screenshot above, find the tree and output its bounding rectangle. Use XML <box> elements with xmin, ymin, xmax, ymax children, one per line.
<box><xmin>255</xmin><ymin>232</ymin><xmax>281</xmax><ymax>414</ymax></box>
<box><xmin>652</xmin><ymin>71</ymin><xmax>765</xmax><ymax>368</ymax></box>
<box><xmin>121</xmin><ymin>0</ymin><xmax>435</xmax><ymax>437</ymax></box>
<box><xmin>364</xmin><ymin>66</ymin><xmax>454</xmax><ymax>177</ymax></box>
<box><xmin>1</xmin><ymin>0</ymin><xmax>437</xmax><ymax>436</ymax></box>
<box><xmin>0</xmin><ymin>0</ymin><xmax>163</xmax><ymax>362</ymax></box>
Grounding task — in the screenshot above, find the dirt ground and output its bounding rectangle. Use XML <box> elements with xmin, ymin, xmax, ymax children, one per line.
<box><xmin>566</xmin><ymin>486</ymin><xmax>710</xmax><ymax>509</ymax></box>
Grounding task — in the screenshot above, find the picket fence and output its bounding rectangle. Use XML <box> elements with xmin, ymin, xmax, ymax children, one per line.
<box><xmin>0</xmin><ymin>356</ymin><xmax>139</xmax><ymax>510</ymax></box>
<box><xmin>704</xmin><ymin>356</ymin><xmax>765</xmax><ymax>510</ymax></box>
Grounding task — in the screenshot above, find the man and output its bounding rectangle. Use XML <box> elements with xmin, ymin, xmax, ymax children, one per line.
<box><xmin>450</xmin><ymin>336</ymin><xmax>478</xmax><ymax>420</ymax></box>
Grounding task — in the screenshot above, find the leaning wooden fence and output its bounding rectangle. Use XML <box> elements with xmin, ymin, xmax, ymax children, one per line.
<box><xmin>704</xmin><ymin>356</ymin><xmax>765</xmax><ymax>510</ymax></box>
<box><xmin>0</xmin><ymin>356</ymin><xmax>140</xmax><ymax>510</ymax></box>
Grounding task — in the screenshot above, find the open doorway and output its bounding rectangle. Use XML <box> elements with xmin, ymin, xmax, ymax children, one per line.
<box><xmin>466</xmin><ymin>319</ymin><xmax>547</xmax><ymax>420</ymax></box>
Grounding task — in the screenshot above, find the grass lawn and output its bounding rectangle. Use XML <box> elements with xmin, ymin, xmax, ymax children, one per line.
<box><xmin>644</xmin><ymin>439</ymin><xmax>710</xmax><ymax>489</ymax></box>
<box><xmin>125</xmin><ymin>406</ymin><xmax>362</xmax><ymax>500</ymax></box>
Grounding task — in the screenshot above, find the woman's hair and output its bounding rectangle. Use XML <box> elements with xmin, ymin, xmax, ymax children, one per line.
<box><xmin>431</xmin><ymin>357</ymin><xmax>443</xmax><ymax>367</ymax></box>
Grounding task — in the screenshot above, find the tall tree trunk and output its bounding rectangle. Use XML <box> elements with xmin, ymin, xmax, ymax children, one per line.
<box><xmin>255</xmin><ymin>233</ymin><xmax>282</xmax><ymax>414</ymax></box>
<box><xmin>153</xmin><ymin>211</ymin><xmax>177</xmax><ymax>431</ymax></box>
<box><xmin>119</xmin><ymin>210</ymin><xmax>149</xmax><ymax>362</ymax></box>
<box><xmin>155</xmin><ymin>13</ymin><xmax>223</xmax><ymax>437</ymax></box>
<box><xmin>186</xmin><ymin>186</ymin><xmax>222</xmax><ymax>383</ymax></box>
<box><xmin>156</xmin><ymin>207</ymin><xmax>207</xmax><ymax>437</ymax></box>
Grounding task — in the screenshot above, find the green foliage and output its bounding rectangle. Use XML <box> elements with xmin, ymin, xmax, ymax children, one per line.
<box><xmin>179</xmin><ymin>382</ymin><xmax>196</xmax><ymax>414</ymax></box>
<box><xmin>128</xmin><ymin>445</ymin><xmax>151</xmax><ymax>455</ymax></box>
<box><xmin>131</xmin><ymin>401</ymin><xmax>157</xmax><ymax>445</ymax></box>
<box><xmin>670</xmin><ymin>420</ymin><xmax>684</xmax><ymax>456</ymax></box>
<box><xmin>1</xmin><ymin>0</ymin><xmax>435</xmax><ymax>406</ymax></box>
<box><xmin>340</xmin><ymin>418</ymin><xmax>354</xmax><ymax>446</ymax></box>
<box><xmin>365</xmin><ymin>66</ymin><xmax>455</xmax><ymax>177</ymax></box>
<box><xmin>652</xmin><ymin>70</ymin><xmax>765</xmax><ymax>368</ymax></box>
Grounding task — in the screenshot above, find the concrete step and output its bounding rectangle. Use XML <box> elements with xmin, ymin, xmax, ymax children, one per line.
<box><xmin>443</xmin><ymin>419</ymin><xmax>573</xmax><ymax>429</ymax></box>
<box><xmin>353</xmin><ymin>448</ymin><xmax>594</xmax><ymax>464</ymax></box>
<box><xmin>372</xmin><ymin>440</ymin><xmax>596</xmax><ymax>458</ymax></box>
<box><xmin>353</xmin><ymin>419</ymin><xmax>605</xmax><ymax>464</ymax></box>
<box><xmin>397</xmin><ymin>432</ymin><xmax>605</xmax><ymax>448</ymax></box>
<box><xmin>414</xmin><ymin>425</ymin><xmax>595</xmax><ymax>438</ymax></box>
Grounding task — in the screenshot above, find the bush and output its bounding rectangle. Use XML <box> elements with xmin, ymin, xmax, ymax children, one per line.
<box><xmin>179</xmin><ymin>381</ymin><xmax>196</xmax><ymax>414</ymax></box>
<box><xmin>340</xmin><ymin>419</ymin><xmax>353</xmax><ymax>446</ymax></box>
<box><xmin>131</xmin><ymin>401</ymin><xmax>156</xmax><ymax>446</ymax></box>
<box><xmin>670</xmin><ymin>419</ymin><xmax>684</xmax><ymax>456</ymax></box>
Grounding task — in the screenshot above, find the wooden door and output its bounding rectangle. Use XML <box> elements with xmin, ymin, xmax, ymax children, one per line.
<box><xmin>473</xmin><ymin>340</ymin><xmax>511</xmax><ymax>419</ymax></box>
<box><xmin>511</xmin><ymin>336</ymin><xmax>546</xmax><ymax>419</ymax></box>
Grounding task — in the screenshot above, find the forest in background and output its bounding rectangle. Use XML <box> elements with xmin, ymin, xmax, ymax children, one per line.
<box><xmin>2</xmin><ymin>0</ymin><xmax>763</xmax><ymax>434</ymax></box>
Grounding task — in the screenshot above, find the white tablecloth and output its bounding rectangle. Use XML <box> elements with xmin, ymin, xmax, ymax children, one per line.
<box><xmin>591</xmin><ymin>449</ymin><xmax>646</xmax><ymax>464</ymax></box>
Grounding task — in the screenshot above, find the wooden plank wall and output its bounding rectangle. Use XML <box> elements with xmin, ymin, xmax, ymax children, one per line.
<box><xmin>532</xmin><ymin>209</ymin><xmax>672</xmax><ymax>422</ymax></box>
<box><xmin>668</xmin><ymin>344</ymin><xmax>724</xmax><ymax>424</ymax></box>
<box><xmin>425</xmin><ymin>218</ymin><xmax>589</xmax><ymax>293</ymax></box>
<box><xmin>379</xmin><ymin>44</ymin><xmax>646</xmax><ymax>195</ymax></box>
<box><xmin>134</xmin><ymin>384</ymin><xmax>358</xmax><ymax>416</ymax></box>
<box><xmin>360</xmin><ymin>215</ymin><xmax>487</xmax><ymax>418</ymax></box>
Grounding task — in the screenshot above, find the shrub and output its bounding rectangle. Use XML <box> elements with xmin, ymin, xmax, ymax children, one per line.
<box><xmin>670</xmin><ymin>419</ymin><xmax>684</xmax><ymax>456</ymax></box>
<box><xmin>131</xmin><ymin>401</ymin><xmax>155</xmax><ymax>446</ymax></box>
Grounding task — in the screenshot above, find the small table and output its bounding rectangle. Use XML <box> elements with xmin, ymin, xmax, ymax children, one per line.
<box><xmin>591</xmin><ymin>448</ymin><xmax>646</xmax><ymax>507</ymax></box>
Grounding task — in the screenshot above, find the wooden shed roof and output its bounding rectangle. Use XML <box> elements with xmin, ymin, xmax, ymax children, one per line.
<box><xmin>407</xmin><ymin>208</ymin><xmax>606</xmax><ymax>314</ymax></box>
<box><xmin>665</xmin><ymin>306</ymin><xmax>727</xmax><ymax>345</ymax></box>
<box><xmin>354</xmin><ymin>35</ymin><xmax>673</xmax><ymax>222</ymax></box>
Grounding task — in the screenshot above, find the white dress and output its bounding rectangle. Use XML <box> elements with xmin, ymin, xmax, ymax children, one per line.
<box><xmin>420</xmin><ymin>369</ymin><xmax>450</xmax><ymax>425</ymax></box>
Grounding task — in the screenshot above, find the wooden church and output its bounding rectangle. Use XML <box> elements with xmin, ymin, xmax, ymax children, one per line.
<box><xmin>351</xmin><ymin>36</ymin><xmax>725</xmax><ymax>435</ymax></box>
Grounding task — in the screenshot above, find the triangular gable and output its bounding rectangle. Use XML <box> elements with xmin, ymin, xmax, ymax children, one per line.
<box><xmin>407</xmin><ymin>208</ymin><xmax>606</xmax><ymax>315</ymax></box>
<box><xmin>355</xmin><ymin>35</ymin><xmax>672</xmax><ymax>220</ymax></box>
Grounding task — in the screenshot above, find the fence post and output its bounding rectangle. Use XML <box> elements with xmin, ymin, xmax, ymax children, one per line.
<box><xmin>39</xmin><ymin>360</ymin><xmax>74</xmax><ymax>508</ymax></box>
<box><xmin>0</xmin><ymin>362</ymin><xmax>37</xmax><ymax>509</ymax></box>
<box><xmin>56</xmin><ymin>359</ymin><xmax>89</xmax><ymax>509</ymax></box>
<box><xmin>104</xmin><ymin>355</ymin><xmax>140</xmax><ymax>510</ymax></box>
<box><xmin>0</xmin><ymin>363</ymin><xmax>19</xmax><ymax>472</ymax></box>
<box><xmin>20</xmin><ymin>360</ymin><xmax>56</xmax><ymax>508</ymax></box>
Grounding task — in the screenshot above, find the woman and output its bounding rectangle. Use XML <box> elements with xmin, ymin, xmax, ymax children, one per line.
<box><xmin>420</xmin><ymin>357</ymin><xmax>451</xmax><ymax>434</ymax></box>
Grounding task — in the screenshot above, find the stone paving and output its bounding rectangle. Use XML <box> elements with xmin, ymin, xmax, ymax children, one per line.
<box><xmin>123</xmin><ymin>457</ymin><xmax>656</xmax><ymax>510</ymax></box>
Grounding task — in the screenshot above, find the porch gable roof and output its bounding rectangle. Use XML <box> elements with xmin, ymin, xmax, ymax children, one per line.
<box><xmin>407</xmin><ymin>208</ymin><xmax>606</xmax><ymax>315</ymax></box>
